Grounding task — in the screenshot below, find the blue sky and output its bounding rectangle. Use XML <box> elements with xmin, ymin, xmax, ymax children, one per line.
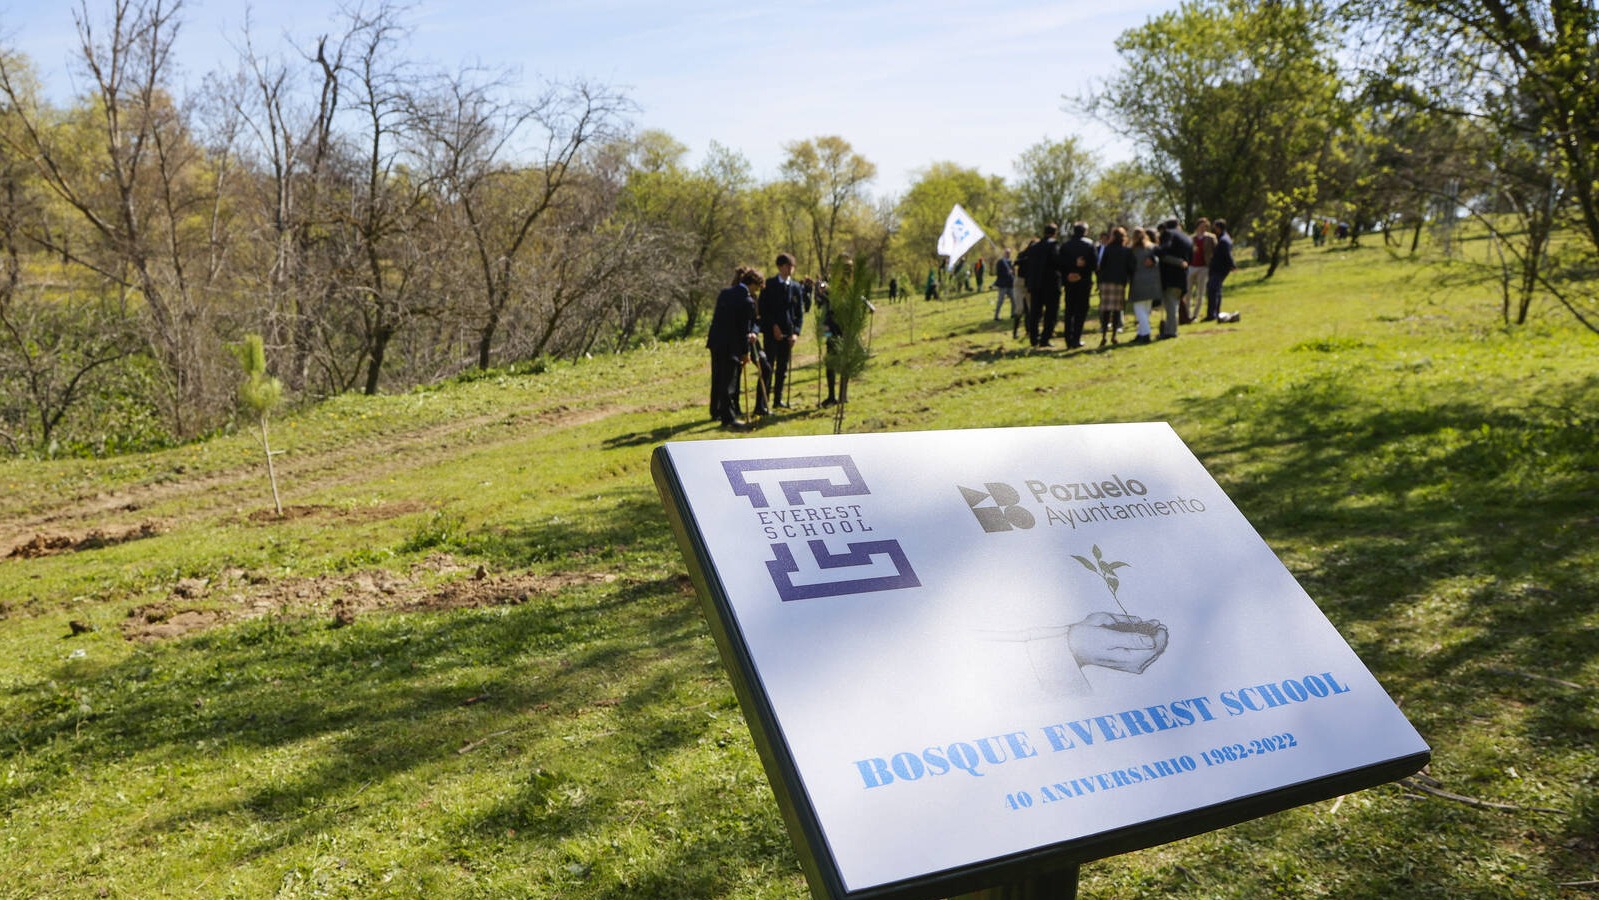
<box><xmin>1</xmin><ymin>0</ymin><xmax>1172</xmax><ymax>196</ymax></box>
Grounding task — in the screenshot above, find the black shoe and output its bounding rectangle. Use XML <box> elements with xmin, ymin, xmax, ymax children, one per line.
<box><xmin>775</xmin><ymin>401</ymin><xmax>791</xmax><ymax>409</ymax></box>
<box><xmin>721</xmin><ymin>419</ymin><xmax>750</xmax><ymax>431</ymax></box>
<box><xmin>820</xmin><ymin>397</ymin><xmax>836</xmax><ymax>408</ymax></box>
<box><xmin>1133</xmin><ymin>335</ymin><xmax>1151</xmax><ymax>345</ymax></box>
<box><xmin>754</xmin><ymin>407</ymin><xmax>772</xmax><ymax>416</ymax></box>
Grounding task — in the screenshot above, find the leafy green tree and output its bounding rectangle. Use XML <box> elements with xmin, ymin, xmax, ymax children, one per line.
<box><xmin>891</xmin><ymin>162</ymin><xmax>1007</xmax><ymax>283</ymax></box>
<box><xmin>822</xmin><ymin>256</ymin><xmax>874</xmax><ymax>435</ymax></box>
<box><xmin>617</xmin><ymin>132</ymin><xmax>754</xmax><ymax>336</ymax></box>
<box><xmin>842</xmin><ymin>194</ymin><xmax>898</xmax><ymax>285</ymax></box>
<box><xmin>1010</xmin><ymin>136</ymin><xmax>1098</xmax><ymax>232</ymax></box>
<box><xmin>1083</xmin><ymin>160</ymin><xmax>1173</xmax><ymax>233</ymax></box>
<box><xmin>1344</xmin><ymin>0</ymin><xmax>1599</xmax><ymax>333</ymax></box>
<box><xmin>1090</xmin><ymin>0</ymin><xmax>1348</xmax><ymax>274</ymax></box>
<box><xmin>779</xmin><ymin>136</ymin><xmax>876</xmax><ymax>275</ymax></box>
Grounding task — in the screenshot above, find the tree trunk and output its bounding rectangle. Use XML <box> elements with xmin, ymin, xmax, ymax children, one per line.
<box><xmin>477</xmin><ymin>307</ymin><xmax>500</xmax><ymax>370</ymax></box>
<box><xmin>364</xmin><ymin>328</ymin><xmax>392</xmax><ymax>395</ymax></box>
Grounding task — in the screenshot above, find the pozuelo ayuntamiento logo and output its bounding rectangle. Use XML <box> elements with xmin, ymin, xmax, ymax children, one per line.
<box><xmin>961</xmin><ymin>474</ymin><xmax>1211</xmax><ymax>534</ymax></box>
<box><xmin>722</xmin><ymin>455</ymin><xmax>920</xmax><ymax>602</ymax></box>
<box><xmin>959</xmin><ymin>482</ymin><xmax>1036</xmax><ymax>532</ymax></box>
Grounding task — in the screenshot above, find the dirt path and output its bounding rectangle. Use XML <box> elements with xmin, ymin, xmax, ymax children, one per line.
<box><xmin>0</xmin><ymin>396</ymin><xmax>642</xmax><ymax>558</ymax></box>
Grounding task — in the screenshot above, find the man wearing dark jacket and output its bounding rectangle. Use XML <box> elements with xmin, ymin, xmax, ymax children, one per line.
<box><xmin>1058</xmin><ymin>222</ymin><xmax>1097</xmax><ymax>349</ymax></box>
<box><xmin>707</xmin><ymin>270</ymin><xmax>762</xmax><ymax>428</ymax></box>
<box><xmin>1017</xmin><ymin>225</ymin><xmax>1062</xmax><ymax>347</ymax></box>
<box><xmin>758</xmin><ymin>253</ymin><xmax>803</xmax><ymax>409</ymax></box>
<box><xmin>1156</xmin><ymin>219</ymin><xmax>1193</xmax><ymax>339</ymax></box>
<box><xmin>1206</xmin><ymin>219</ymin><xmax>1237</xmax><ymax>320</ymax></box>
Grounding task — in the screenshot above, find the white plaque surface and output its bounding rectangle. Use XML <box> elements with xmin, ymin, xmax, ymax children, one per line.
<box><xmin>652</xmin><ymin>423</ymin><xmax>1428</xmax><ymax>899</ymax></box>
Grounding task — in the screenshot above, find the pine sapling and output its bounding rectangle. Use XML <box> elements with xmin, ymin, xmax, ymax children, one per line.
<box><xmin>232</xmin><ymin>334</ymin><xmax>285</xmax><ymax>516</ymax></box>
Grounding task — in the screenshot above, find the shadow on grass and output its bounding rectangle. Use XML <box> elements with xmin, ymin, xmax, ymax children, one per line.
<box><xmin>602</xmin><ymin>418</ymin><xmax>712</xmax><ymax>450</ymax></box>
<box><xmin>1179</xmin><ymin>368</ymin><xmax>1599</xmax><ymax>896</ymax></box>
<box><xmin>462</xmin><ymin>489</ymin><xmax>675</xmax><ymax>569</ymax></box>
<box><xmin>0</xmin><ymin>483</ymin><xmax>797</xmax><ymax>896</ymax></box>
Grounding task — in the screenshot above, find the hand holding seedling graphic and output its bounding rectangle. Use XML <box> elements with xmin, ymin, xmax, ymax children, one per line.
<box><xmin>981</xmin><ymin>544</ymin><xmax>1170</xmax><ymax>692</ymax></box>
<box><xmin>1067</xmin><ymin>611</ymin><xmax>1169</xmax><ymax>674</ymax></box>
<box><xmin>1067</xmin><ymin>545</ymin><xmax>1169</xmax><ymax>675</ymax></box>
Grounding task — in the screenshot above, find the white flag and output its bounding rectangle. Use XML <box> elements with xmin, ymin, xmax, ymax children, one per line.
<box><xmin>936</xmin><ymin>203</ymin><xmax>986</xmax><ymax>271</ymax></box>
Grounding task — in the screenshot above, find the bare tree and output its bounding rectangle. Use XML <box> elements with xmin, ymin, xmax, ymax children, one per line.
<box><xmin>221</xmin><ymin>13</ymin><xmax>354</xmax><ymax>395</ymax></box>
<box><xmin>0</xmin><ymin>0</ymin><xmax>235</xmax><ymax>435</ymax></box>
<box><xmin>511</xmin><ymin>166</ymin><xmax>668</xmax><ymax>361</ymax></box>
<box><xmin>0</xmin><ymin>91</ymin><xmax>139</xmax><ymax>452</ymax></box>
<box><xmin>411</xmin><ymin>70</ymin><xmax>630</xmax><ymax>370</ymax></box>
<box><xmin>317</xmin><ymin>2</ymin><xmax>443</xmax><ymax>396</ymax></box>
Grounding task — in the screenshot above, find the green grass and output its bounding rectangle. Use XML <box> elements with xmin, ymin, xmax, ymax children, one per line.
<box><xmin>2</xmin><ymin>238</ymin><xmax>1597</xmax><ymax>898</ymax></box>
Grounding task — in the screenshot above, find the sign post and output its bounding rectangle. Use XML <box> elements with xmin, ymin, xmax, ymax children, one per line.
<box><xmin>652</xmin><ymin>424</ymin><xmax>1429</xmax><ymax>900</ymax></box>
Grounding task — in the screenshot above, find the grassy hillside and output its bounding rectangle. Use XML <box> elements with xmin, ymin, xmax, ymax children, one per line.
<box><xmin>2</xmin><ymin>239</ymin><xmax>1597</xmax><ymax>898</ymax></box>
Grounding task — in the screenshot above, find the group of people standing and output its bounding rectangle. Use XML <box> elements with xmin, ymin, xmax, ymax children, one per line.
<box><xmin>704</xmin><ymin>221</ymin><xmax>1238</xmax><ymax>430</ymax></box>
<box><xmin>706</xmin><ymin>253</ymin><xmax>843</xmax><ymax>430</ymax></box>
<box><xmin>997</xmin><ymin>218</ymin><xmax>1236</xmax><ymax>349</ymax></box>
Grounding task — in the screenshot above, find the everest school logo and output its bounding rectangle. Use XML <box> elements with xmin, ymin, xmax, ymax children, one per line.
<box><xmin>960</xmin><ymin>482</ymin><xmax>1036</xmax><ymax>532</ymax></box>
<box><xmin>722</xmin><ymin>456</ymin><xmax>921</xmax><ymax>602</ymax></box>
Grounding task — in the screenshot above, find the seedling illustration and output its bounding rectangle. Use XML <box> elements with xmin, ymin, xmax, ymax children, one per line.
<box><xmin>981</xmin><ymin>542</ymin><xmax>1167</xmax><ymax>690</ymax></box>
<box><xmin>1072</xmin><ymin>544</ymin><xmax>1131</xmax><ymax>615</ymax></box>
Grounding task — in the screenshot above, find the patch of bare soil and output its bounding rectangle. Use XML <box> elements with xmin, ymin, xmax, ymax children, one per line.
<box><xmin>120</xmin><ymin>553</ymin><xmax>620</xmax><ymax>642</ymax></box>
<box><xmin>241</xmin><ymin>501</ymin><xmax>427</xmax><ymax>525</ymax></box>
<box><xmin>6</xmin><ymin>522</ymin><xmax>162</xmax><ymax>560</ymax></box>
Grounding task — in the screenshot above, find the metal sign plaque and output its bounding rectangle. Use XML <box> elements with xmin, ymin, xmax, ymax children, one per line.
<box><xmin>652</xmin><ymin>424</ymin><xmax>1429</xmax><ymax>899</ymax></box>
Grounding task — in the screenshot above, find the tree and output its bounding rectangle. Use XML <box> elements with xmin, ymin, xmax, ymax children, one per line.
<box><xmin>822</xmin><ymin>255</ymin><xmax>873</xmax><ymax>435</ymax></box>
<box><xmin>1344</xmin><ymin>0</ymin><xmax>1599</xmax><ymax>334</ymax></box>
<box><xmin>334</xmin><ymin>2</ymin><xmax>439</xmax><ymax>396</ymax></box>
<box><xmin>1011</xmin><ymin>136</ymin><xmax>1098</xmax><ymax>231</ymax></box>
<box><xmin>1083</xmin><ymin>161</ymin><xmax>1172</xmax><ymax>232</ymax></box>
<box><xmin>779</xmin><ymin>136</ymin><xmax>876</xmax><ymax>274</ymax></box>
<box><xmin>414</xmin><ymin>71</ymin><xmax>630</xmax><ymax>370</ymax></box>
<box><xmin>1089</xmin><ymin>0</ymin><xmax>1348</xmax><ymax>274</ymax></box>
<box><xmin>617</xmin><ymin>132</ymin><xmax>753</xmax><ymax>336</ymax></box>
<box><xmin>223</xmin><ymin>15</ymin><xmax>356</xmax><ymax>395</ymax></box>
<box><xmin>0</xmin><ymin>270</ymin><xmax>140</xmax><ymax>453</ymax></box>
<box><xmin>0</xmin><ymin>0</ymin><xmax>238</xmax><ymax>435</ymax></box>
<box><xmin>893</xmin><ymin>162</ymin><xmax>1007</xmax><ymax>281</ymax></box>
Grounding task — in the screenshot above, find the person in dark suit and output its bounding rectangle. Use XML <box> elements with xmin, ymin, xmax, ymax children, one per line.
<box><xmin>707</xmin><ymin>267</ymin><xmax>762</xmax><ymax>429</ymax></box>
<box><xmin>758</xmin><ymin>252</ymin><xmax>802</xmax><ymax>410</ymax></box>
<box><xmin>1206</xmin><ymin>219</ymin><xmax>1237</xmax><ymax>319</ymax></box>
<box><xmin>1058</xmin><ymin>222</ymin><xmax>1098</xmax><ymax>349</ymax></box>
<box><xmin>1156</xmin><ymin>219</ymin><xmax>1194</xmax><ymax>339</ymax></box>
<box><xmin>1017</xmin><ymin>224</ymin><xmax>1062</xmax><ymax>347</ymax></box>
